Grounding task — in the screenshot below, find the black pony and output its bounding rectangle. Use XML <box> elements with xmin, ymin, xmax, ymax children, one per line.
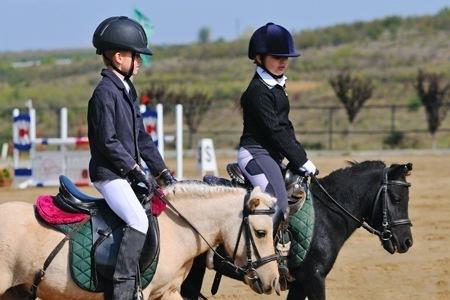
<box><xmin>181</xmin><ymin>160</ymin><xmax>413</xmax><ymax>300</ymax></box>
<box><xmin>286</xmin><ymin>160</ymin><xmax>413</xmax><ymax>300</ymax></box>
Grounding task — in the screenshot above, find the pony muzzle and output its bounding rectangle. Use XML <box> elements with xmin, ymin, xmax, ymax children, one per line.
<box><xmin>245</xmin><ymin>268</ymin><xmax>264</xmax><ymax>294</ymax></box>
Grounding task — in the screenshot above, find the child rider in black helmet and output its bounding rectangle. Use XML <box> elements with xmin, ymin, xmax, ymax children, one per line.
<box><xmin>89</xmin><ymin>16</ymin><xmax>176</xmax><ymax>300</ymax></box>
<box><xmin>238</xmin><ymin>22</ymin><xmax>318</xmax><ymax>230</ymax></box>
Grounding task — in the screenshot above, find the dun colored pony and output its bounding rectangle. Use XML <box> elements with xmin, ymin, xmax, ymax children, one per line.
<box><xmin>0</xmin><ymin>183</ymin><xmax>280</xmax><ymax>300</ymax></box>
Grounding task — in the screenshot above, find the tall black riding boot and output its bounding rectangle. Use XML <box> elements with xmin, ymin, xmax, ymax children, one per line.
<box><xmin>112</xmin><ymin>226</ymin><xmax>147</xmax><ymax>300</ymax></box>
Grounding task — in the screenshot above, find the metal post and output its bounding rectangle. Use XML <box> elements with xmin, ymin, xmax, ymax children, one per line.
<box><xmin>391</xmin><ymin>105</ymin><xmax>396</xmax><ymax>133</ymax></box>
<box><xmin>176</xmin><ymin>104</ymin><xmax>183</xmax><ymax>179</ymax></box>
<box><xmin>12</xmin><ymin>109</ymin><xmax>20</xmax><ymax>170</ymax></box>
<box><xmin>60</xmin><ymin>107</ymin><xmax>68</xmax><ymax>175</ymax></box>
<box><xmin>156</xmin><ymin>104</ymin><xmax>164</xmax><ymax>158</ymax></box>
<box><xmin>328</xmin><ymin>107</ymin><xmax>334</xmax><ymax>150</ymax></box>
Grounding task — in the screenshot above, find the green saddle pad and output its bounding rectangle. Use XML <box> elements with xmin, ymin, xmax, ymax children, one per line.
<box><xmin>287</xmin><ymin>189</ymin><xmax>315</xmax><ymax>269</ymax></box>
<box><xmin>57</xmin><ymin>221</ymin><xmax>158</xmax><ymax>292</ymax></box>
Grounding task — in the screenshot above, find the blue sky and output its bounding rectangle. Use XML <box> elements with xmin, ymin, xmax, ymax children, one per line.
<box><xmin>1</xmin><ymin>0</ymin><xmax>448</xmax><ymax>52</ymax></box>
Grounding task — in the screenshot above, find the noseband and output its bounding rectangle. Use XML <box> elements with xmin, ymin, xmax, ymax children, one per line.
<box><xmin>370</xmin><ymin>167</ymin><xmax>412</xmax><ymax>241</ymax></box>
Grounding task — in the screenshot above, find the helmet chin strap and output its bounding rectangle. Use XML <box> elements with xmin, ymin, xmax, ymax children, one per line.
<box><xmin>103</xmin><ymin>51</ymin><xmax>136</xmax><ymax>80</ymax></box>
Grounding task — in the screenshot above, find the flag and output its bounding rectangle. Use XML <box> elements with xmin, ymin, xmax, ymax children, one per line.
<box><xmin>133</xmin><ymin>8</ymin><xmax>154</xmax><ymax>66</ymax></box>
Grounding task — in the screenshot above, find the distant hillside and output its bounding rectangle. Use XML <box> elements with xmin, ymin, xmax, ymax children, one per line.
<box><xmin>0</xmin><ymin>8</ymin><xmax>449</xmax><ymax>149</ymax></box>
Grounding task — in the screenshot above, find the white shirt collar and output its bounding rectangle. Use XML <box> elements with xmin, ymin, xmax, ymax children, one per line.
<box><xmin>256</xmin><ymin>66</ymin><xmax>287</xmax><ymax>89</ymax></box>
<box><xmin>112</xmin><ymin>69</ymin><xmax>131</xmax><ymax>93</ymax></box>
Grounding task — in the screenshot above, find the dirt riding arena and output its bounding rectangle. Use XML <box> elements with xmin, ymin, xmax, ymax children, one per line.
<box><xmin>0</xmin><ymin>152</ymin><xmax>449</xmax><ymax>299</ymax></box>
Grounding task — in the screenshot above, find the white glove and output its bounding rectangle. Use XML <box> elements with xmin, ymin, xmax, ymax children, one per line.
<box><xmin>299</xmin><ymin>160</ymin><xmax>318</xmax><ymax>176</ymax></box>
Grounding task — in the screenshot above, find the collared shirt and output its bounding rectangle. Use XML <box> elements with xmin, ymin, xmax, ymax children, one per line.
<box><xmin>256</xmin><ymin>66</ymin><xmax>287</xmax><ymax>89</ymax></box>
<box><xmin>112</xmin><ymin>69</ymin><xmax>131</xmax><ymax>93</ymax></box>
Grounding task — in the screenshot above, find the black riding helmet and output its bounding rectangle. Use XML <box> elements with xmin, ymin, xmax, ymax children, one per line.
<box><xmin>248</xmin><ymin>22</ymin><xmax>300</xmax><ymax>60</ymax></box>
<box><xmin>93</xmin><ymin>16</ymin><xmax>152</xmax><ymax>79</ymax></box>
<box><xmin>93</xmin><ymin>16</ymin><xmax>152</xmax><ymax>55</ymax></box>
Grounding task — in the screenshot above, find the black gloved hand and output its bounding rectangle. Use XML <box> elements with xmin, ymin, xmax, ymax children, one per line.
<box><xmin>127</xmin><ymin>167</ymin><xmax>151</xmax><ymax>197</ymax></box>
<box><xmin>159</xmin><ymin>169</ymin><xmax>177</xmax><ymax>186</ymax></box>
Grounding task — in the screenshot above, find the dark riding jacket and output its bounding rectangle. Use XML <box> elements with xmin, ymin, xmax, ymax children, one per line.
<box><xmin>239</xmin><ymin>72</ymin><xmax>308</xmax><ymax>170</ymax></box>
<box><xmin>88</xmin><ymin>69</ymin><xmax>166</xmax><ymax>182</ymax></box>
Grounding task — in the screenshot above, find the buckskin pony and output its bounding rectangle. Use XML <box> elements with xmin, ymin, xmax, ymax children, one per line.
<box><xmin>0</xmin><ymin>182</ymin><xmax>280</xmax><ymax>300</ymax></box>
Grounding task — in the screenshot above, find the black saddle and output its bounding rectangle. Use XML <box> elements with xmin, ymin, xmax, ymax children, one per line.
<box><xmin>54</xmin><ymin>175</ymin><xmax>159</xmax><ymax>290</ymax></box>
<box><xmin>54</xmin><ymin>175</ymin><xmax>105</xmax><ymax>214</ymax></box>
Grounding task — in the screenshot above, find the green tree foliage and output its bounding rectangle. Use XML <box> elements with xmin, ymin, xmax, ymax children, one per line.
<box><xmin>329</xmin><ymin>70</ymin><xmax>373</xmax><ymax>123</ymax></box>
<box><xmin>415</xmin><ymin>69</ymin><xmax>450</xmax><ymax>148</ymax></box>
<box><xmin>198</xmin><ymin>26</ymin><xmax>211</xmax><ymax>44</ymax></box>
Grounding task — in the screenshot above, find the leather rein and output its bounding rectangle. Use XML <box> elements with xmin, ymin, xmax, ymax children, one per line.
<box><xmin>311</xmin><ymin>166</ymin><xmax>412</xmax><ymax>241</ymax></box>
<box><xmin>155</xmin><ymin>188</ymin><xmax>278</xmax><ymax>279</ymax></box>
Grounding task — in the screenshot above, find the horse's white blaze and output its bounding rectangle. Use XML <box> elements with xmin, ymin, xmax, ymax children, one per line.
<box><xmin>0</xmin><ymin>183</ymin><xmax>279</xmax><ymax>299</ymax></box>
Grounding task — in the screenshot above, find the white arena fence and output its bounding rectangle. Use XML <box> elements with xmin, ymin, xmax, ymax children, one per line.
<box><xmin>12</xmin><ymin>103</ymin><xmax>183</xmax><ymax>188</ymax></box>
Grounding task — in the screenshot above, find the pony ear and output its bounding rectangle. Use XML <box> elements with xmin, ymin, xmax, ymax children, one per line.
<box><xmin>389</xmin><ymin>163</ymin><xmax>412</xmax><ymax>178</ymax></box>
<box><xmin>406</xmin><ymin>162</ymin><xmax>413</xmax><ymax>171</ymax></box>
<box><xmin>248</xmin><ymin>186</ymin><xmax>262</xmax><ymax>211</ymax></box>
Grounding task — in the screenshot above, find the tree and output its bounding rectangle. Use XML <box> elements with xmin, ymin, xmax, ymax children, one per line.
<box><xmin>198</xmin><ymin>26</ymin><xmax>211</xmax><ymax>44</ymax></box>
<box><xmin>165</xmin><ymin>89</ymin><xmax>212</xmax><ymax>149</ymax></box>
<box><xmin>140</xmin><ymin>83</ymin><xmax>169</xmax><ymax>105</ymax></box>
<box><xmin>329</xmin><ymin>69</ymin><xmax>373</xmax><ymax>150</ymax></box>
<box><xmin>142</xmin><ymin>84</ymin><xmax>212</xmax><ymax>149</ymax></box>
<box><xmin>415</xmin><ymin>69</ymin><xmax>450</xmax><ymax>149</ymax></box>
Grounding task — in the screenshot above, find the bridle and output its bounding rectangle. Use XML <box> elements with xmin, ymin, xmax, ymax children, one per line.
<box><xmin>370</xmin><ymin>167</ymin><xmax>412</xmax><ymax>244</ymax></box>
<box><xmin>157</xmin><ymin>188</ymin><xmax>278</xmax><ymax>293</ymax></box>
<box><xmin>311</xmin><ymin>166</ymin><xmax>412</xmax><ymax>244</ymax></box>
<box><xmin>228</xmin><ymin>191</ymin><xmax>279</xmax><ymax>292</ymax></box>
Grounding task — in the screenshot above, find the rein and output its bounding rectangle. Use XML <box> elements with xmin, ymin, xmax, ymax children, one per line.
<box><xmin>310</xmin><ymin>167</ymin><xmax>411</xmax><ymax>240</ymax></box>
<box><xmin>155</xmin><ymin>188</ymin><xmax>277</xmax><ymax>277</ymax></box>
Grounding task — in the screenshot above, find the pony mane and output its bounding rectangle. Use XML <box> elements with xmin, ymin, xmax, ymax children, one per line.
<box><xmin>325</xmin><ymin>160</ymin><xmax>386</xmax><ymax>181</ymax></box>
<box><xmin>164</xmin><ymin>182</ymin><xmax>245</xmax><ymax>201</ymax></box>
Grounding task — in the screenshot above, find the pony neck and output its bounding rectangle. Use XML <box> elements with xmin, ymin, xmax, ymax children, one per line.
<box><xmin>315</xmin><ymin>167</ymin><xmax>384</xmax><ymax>233</ymax></box>
<box><xmin>163</xmin><ymin>186</ymin><xmax>247</xmax><ymax>257</ymax></box>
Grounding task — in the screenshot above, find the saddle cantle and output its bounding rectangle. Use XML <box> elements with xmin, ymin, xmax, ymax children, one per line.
<box><xmin>54</xmin><ymin>175</ymin><xmax>105</xmax><ymax>214</ymax></box>
<box><xmin>36</xmin><ymin>175</ymin><xmax>160</xmax><ymax>292</ymax></box>
<box><xmin>226</xmin><ymin>163</ymin><xmax>247</xmax><ymax>187</ymax></box>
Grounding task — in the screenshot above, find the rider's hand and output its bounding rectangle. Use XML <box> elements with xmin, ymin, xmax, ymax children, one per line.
<box><xmin>299</xmin><ymin>160</ymin><xmax>319</xmax><ymax>176</ymax></box>
<box><xmin>127</xmin><ymin>165</ymin><xmax>151</xmax><ymax>196</ymax></box>
<box><xmin>158</xmin><ymin>169</ymin><xmax>177</xmax><ymax>186</ymax></box>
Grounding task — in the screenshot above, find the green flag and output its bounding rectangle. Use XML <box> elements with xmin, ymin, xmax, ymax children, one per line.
<box><xmin>133</xmin><ymin>8</ymin><xmax>154</xmax><ymax>66</ymax></box>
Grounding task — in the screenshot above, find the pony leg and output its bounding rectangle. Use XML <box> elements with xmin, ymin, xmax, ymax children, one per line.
<box><xmin>298</xmin><ymin>277</ymin><xmax>326</xmax><ymax>300</ymax></box>
<box><xmin>0</xmin><ymin>285</ymin><xmax>29</xmax><ymax>300</ymax></box>
<box><xmin>286</xmin><ymin>280</ymin><xmax>307</xmax><ymax>300</ymax></box>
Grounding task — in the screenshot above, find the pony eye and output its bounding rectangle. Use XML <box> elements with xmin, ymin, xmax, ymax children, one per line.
<box><xmin>255</xmin><ymin>230</ymin><xmax>267</xmax><ymax>238</ymax></box>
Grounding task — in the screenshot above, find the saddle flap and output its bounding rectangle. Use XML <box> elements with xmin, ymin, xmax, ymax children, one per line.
<box><xmin>94</xmin><ymin>212</ymin><xmax>160</xmax><ymax>283</ymax></box>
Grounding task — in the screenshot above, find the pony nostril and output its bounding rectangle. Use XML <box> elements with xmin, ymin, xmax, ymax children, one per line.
<box><xmin>404</xmin><ymin>238</ymin><xmax>413</xmax><ymax>248</ymax></box>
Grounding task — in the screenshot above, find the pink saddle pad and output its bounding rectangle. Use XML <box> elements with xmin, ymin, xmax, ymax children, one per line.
<box><xmin>35</xmin><ymin>194</ymin><xmax>89</xmax><ymax>224</ymax></box>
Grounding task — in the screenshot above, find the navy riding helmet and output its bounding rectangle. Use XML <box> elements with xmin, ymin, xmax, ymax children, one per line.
<box><xmin>93</xmin><ymin>16</ymin><xmax>152</xmax><ymax>56</ymax></box>
<box><xmin>248</xmin><ymin>22</ymin><xmax>300</xmax><ymax>59</ymax></box>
